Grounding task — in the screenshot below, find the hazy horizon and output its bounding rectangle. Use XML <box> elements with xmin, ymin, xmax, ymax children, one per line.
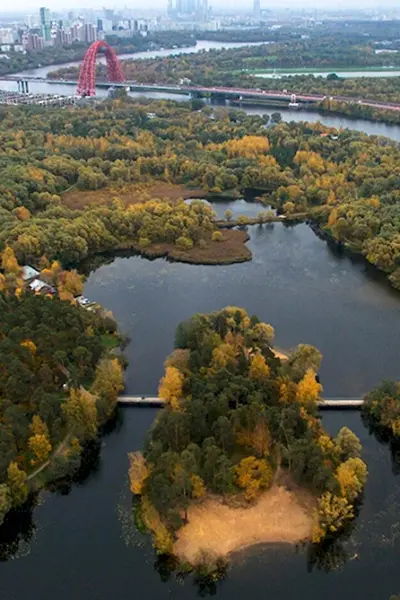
<box><xmin>2</xmin><ymin>0</ymin><xmax>400</xmax><ymax>15</ymax></box>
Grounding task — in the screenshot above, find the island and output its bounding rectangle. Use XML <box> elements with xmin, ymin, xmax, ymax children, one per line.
<box><xmin>129</xmin><ymin>307</ymin><xmax>367</xmax><ymax>575</ymax></box>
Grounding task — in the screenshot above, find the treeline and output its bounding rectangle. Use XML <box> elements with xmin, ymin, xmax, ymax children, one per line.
<box><xmin>129</xmin><ymin>307</ymin><xmax>366</xmax><ymax>560</ymax></box>
<box><xmin>0</xmin><ymin>288</ymin><xmax>124</xmax><ymax>527</ymax></box>
<box><xmin>50</xmin><ymin>40</ymin><xmax>400</xmax><ymax>84</ymax></box>
<box><xmin>0</xmin><ymin>31</ymin><xmax>194</xmax><ymax>77</ymax></box>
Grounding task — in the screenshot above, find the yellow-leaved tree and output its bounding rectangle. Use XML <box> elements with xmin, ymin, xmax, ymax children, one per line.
<box><xmin>91</xmin><ymin>358</ymin><xmax>124</xmax><ymax>421</ymax></box>
<box><xmin>336</xmin><ymin>457</ymin><xmax>367</xmax><ymax>502</ymax></box>
<box><xmin>29</xmin><ymin>415</ymin><xmax>48</xmax><ymax>437</ymax></box>
<box><xmin>158</xmin><ymin>366</ymin><xmax>184</xmax><ymax>410</ymax></box>
<box><xmin>28</xmin><ymin>433</ymin><xmax>52</xmax><ymax>466</ymax></box>
<box><xmin>191</xmin><ymin>474</ymin><xmax>206</xmax><ymax>499</ymax></box>
<box><xmin>140</xmin><ymin>495</ymin><xmax>173</xmax><ymax>554</ymax></box>
<box><xmin>1</xmin><ymin>246</ymin><xmax>21</xmax><ymax>275</ymax></box>
<box><xmin>128</xmin><ymin>452</ymin><xmax>149</xmax><ymax>495</ymax></box>
<box><xmin>296</xmin><ymin>368</ymin><xmax>322</xmax><ymax>405</ymax></box>
<box><xmin>20</xmin><ymin>340</ymin><xmax>37</xmax><ymax>355</ymax></box>
<box><xmin>62</xmin><ymin>388</ymin><xmax>98</xmax><ymax>440</ymax></box>
<box><xmin>249</xmin><ymin>352</ymin><xmax>270</xmax><ymax>381</ymax></box>
<box><xmin>7</xmin><ymin>462</ymin><xmax>28</xmax><ymax>507</ymax></box>
<box><xmin>234</xmin><ymin>456</ymin><xmax>273</xmax><ymax>501</ymax></box>
<box><xmin>312</xmin><ymin>492</ymin><xmax>354</xmax><ymax>543</ymax></box>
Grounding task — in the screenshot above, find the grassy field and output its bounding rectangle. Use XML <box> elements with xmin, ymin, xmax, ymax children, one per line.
<box><xmin>62</xmin><ymin>182</ymin><xmax>205</xmax><ymax>210</ymax></box>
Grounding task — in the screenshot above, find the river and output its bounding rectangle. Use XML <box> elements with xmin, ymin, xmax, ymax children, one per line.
<box><xmin>1</xmin><ymin>50</ymin><xmax>400</xmax><ymax>599</ymax></box>
<box><xmin>2</xmin><ymin>41</ymin><xmax>400</xmax><ymax>143</ymax></box>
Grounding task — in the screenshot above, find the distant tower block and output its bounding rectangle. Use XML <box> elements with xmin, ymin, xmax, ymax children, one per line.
<box><xmin>253</xmin><ymin>0</ymin><xmax>261</xmax><ymax>18</ymax></box>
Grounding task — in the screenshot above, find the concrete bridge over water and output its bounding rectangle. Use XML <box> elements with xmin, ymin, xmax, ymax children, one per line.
<box><xmin>117</xmin><ymin>396</ymin><xmax>364</xmax><ymax>409</ymax></box>
<box><xmin>2</xmin><ymin>75</ymin><xmax>400</xmax><ymax>113</ymax></box>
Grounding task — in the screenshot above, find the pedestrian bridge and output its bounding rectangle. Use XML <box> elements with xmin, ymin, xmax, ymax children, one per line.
<box><xmin>117</xmin><ymin>396</ymin><xmax>364</xmax><ymax>409</ymax></box>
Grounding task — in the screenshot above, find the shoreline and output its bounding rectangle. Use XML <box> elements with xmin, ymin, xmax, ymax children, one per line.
<box><xmin>173</xmin><ymin>481</ymin><xmax>314</xmax><ymax>564</ymax></box>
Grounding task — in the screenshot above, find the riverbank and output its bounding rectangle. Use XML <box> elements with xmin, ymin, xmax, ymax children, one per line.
<box><xmin>174</xmin><ymin>479</ymin><xmax>315</xmax><ymax>564</ymax></box>
<box><xmin>248</xmin><ymin>66</ymin><xmax>400</xmax><ymax>75</ymax></box>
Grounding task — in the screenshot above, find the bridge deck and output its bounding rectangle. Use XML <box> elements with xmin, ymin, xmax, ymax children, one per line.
<box><xmin>117</xmin><ymin>396</ymin><xmax>364</xmax><ymax>408</ymax></box>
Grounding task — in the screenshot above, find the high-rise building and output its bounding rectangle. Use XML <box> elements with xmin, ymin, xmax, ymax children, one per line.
<box><xmin>23</xmin><ymin>32</ymin><xmax>44</xmax><ymax>50</ymax></box>
<box><xmin>84</xmin><ymin>23</ymin><xmax>97</xmax><ymax>43</ymax></box>
<box><xmin>253</xmin><ymin>0</ymin><xmax>261</xmax><ymax>18</ymax></box>
<box><xmin>39</xmin><ymin>7</ymin><xmax>51</xmax><ymax>41</ymax></box>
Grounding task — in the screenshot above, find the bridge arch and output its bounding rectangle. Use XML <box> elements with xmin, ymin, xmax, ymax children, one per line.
<box><xmin>77</xmin><ymin>40</ymin><xmax>125</xmax><ymax>97</ymax></box>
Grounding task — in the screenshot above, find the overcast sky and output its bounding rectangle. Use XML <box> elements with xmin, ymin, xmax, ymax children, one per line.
<box><xmin>2</xmin><ymin>0</ymin><xmax>400</xmax><ymax>14</ymax></box>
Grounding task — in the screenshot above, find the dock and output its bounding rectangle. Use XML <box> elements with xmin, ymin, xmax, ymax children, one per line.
<box><xmin>117</xmin><ymin>396</ymin><xmax>364</xmax><ymax>409</ymax></box>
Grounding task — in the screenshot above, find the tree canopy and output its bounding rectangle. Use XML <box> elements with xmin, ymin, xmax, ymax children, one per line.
<box><xmin>129</xmin><ymin>307</ymin><xmax>366</xmax><ymax>558</ymax></box>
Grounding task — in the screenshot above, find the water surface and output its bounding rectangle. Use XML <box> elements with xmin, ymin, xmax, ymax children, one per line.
<box><xmin>84</xmin><ymin>221</ymin><xmax>400</xmax><ymax>398</ymax></box>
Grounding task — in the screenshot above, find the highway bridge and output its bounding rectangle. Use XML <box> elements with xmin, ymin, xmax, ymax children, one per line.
<box><xmin>117</xmin><ymin>396</ymin><xmax>365</xmax><ymax>409</ymax></box>
<box><xmin>1</xmin><ymin>75</ymin><xmax>400</xmax><ymax>113</ymax></box>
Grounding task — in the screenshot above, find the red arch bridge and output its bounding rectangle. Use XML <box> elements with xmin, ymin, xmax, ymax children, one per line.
<box><xmin>77</xmin><ymin>40</ymin><xmax>125</xmax><ymax>97</ymax></box>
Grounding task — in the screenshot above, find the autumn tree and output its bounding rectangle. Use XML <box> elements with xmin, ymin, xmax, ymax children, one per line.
<box><xmin>62</xmin><ymin>388</ymin><xmax>98</xmax><ymax>440</ymax></box>
<box><xmin>158</xmin><ymin>366</ymin><xmax>184</xmax><ymax>410</ymax></box>
<box><xmin>91</xmin><ymin>358</ymin><xmax>124</xmax><ymax>421</ymax></box>
<box><xmin>336</xmin><ymin>457</ymin><xmax>367</xmax><ymax>502</ymax></box>
<box><xmin>249</xmin><ymin>352</ymin><xmax>270</xmax><ymax>381</ymax></box>
<box><xmin>286</xmin><ymin>344</ymin><xmax>323</xmax><ymax>382</ymax></box>
<box><xmin>296</xmin><ymin>368</ymin><xmax>322</xmax><ymax>405</ymax></box>
<box><xmin>28</xmin><ymin>433</ymin><xmax>52</xmax><ymax>466</ymax></box>
<box><xmin>7</xmin><ymin>462</ymin><xmax>28</xmax><ymax>507</ymax></box>
<box><xmin>312</xmin><ymin>492</ymin><xmax>354</xmax><ymax>543</ymax></box>
<box><xmin>129</xmin><ymin>452</ymin><xmax>149</xmax><ymax>495</ymax></box>
<box><xmin>335</xmin><ymin>427</ymin><xmax>362</xmax><ymax>460</ymax></box>
<box><xmin>140</xmin><ymin>495</ymin><xmax>173</xmax><ymax>555</ymax></box>
<box><xmin>191</xmin><ymin>474</ymin><xmax>205</xmax><ymax>499</ymax></box>
<box><xmin>0</xmin><ymin>484</ymin><xmax>11</xmax><ymax>526</ymax></box>
<box><xmin>234</xmin><ymin>456</ymin><xmax>273</xmax><ymax>501</ymax></box>
<box><xmin>1</xmin><ymin>246</ymin><xmax>21</xmax><ymax>275</ymax></box>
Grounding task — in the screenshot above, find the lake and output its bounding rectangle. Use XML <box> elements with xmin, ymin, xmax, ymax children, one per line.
<box><xmin>2</xmin><ymin>216</ymin><xmax>400</xmax><ymax>599</ymax></box>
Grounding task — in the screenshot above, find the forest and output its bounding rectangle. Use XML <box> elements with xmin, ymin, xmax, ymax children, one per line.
<box><xmin>0</xmin><ymin>281</ymin><xmax>124</xmax><ymax>527</ymax></box>
<box><xmin>129</xmin><ymin>307</ymin><xmax>366</xmax><ymax>567</ymax></box>
<box><xmin>2</xmin><ymin>98</ymin><xmax>400</xmax><ymax>286</ymax></box>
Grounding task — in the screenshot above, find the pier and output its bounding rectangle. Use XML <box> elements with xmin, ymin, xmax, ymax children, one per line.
<box><xmin>117</xmin><ymin>396</ymin><xmax>364</xmax><ymax>409</ymax></box>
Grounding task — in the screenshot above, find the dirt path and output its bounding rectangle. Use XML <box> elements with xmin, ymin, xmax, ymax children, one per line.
<box><xmin>28</xmin><ymin>432</ymin><xmax>72</xmax><ymax>482</ymax></box>
<box><xmin>174</xmin><ymin>483</ymin><xmax>314</xmax><ymax>564</ymax></box>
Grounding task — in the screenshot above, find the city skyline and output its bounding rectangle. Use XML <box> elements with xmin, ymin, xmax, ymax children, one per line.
<box><xmin>3</xmin><ymin>0</ymin><xmax>400</xmax><ymax>12</ymax></box>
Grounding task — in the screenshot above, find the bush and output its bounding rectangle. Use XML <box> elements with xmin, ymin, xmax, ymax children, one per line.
<box><xmin>176</xmin><ymin>236</ymin><xmax>194</xmax><ymax>250</ymax></box>
<box><xmin>139</xmin><ymin>237</ymin><xmax>151</xmax><ymax>248</ymax></box>
<box><xmin>212</xmin><ymin>231</ymin><xmax>224</xmax><ymax>242</ymax></box>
